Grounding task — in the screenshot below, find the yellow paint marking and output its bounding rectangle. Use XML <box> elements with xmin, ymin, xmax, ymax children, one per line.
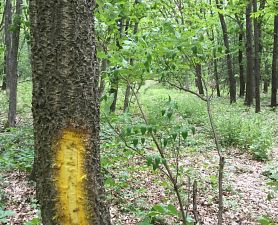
<box><xmin>54</xmin><ymin>130</ymin><xmax>89</xmax><ymax>225</ymax></box>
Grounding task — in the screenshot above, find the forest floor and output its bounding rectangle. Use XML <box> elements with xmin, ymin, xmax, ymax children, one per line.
<box><xmin>1</xmin><ymin>82</ymin><xmax>278</xmax><ymax>225</ymax></box>
<box><xmin>1</xmin><ymin>147</ymin><xmax>278</xmax><ymax>224</ymax></box>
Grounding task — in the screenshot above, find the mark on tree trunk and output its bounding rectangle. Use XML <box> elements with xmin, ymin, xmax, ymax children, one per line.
<box><xmin>54</xmin><ymin>130</ymin><xmax>89</xmax><ymax>225</ymax></box>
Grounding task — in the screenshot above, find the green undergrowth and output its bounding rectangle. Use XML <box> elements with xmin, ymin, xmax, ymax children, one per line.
<box><xmin>0</xmin><ymin>127</ymin><xmax>34</xmax><ymax>172</ymax></box>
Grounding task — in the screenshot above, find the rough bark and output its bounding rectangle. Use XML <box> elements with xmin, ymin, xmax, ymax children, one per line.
<box><xmin>253</xmin><ymin>0</ymin><xmax>261</xmax><ymax>112</ymax></box>
<box><xmin>271</xmin><ymin>15</ymin><xmax>278</xmax><ymax>107</ymax></box>
<box><xmin>245</xmin><ymin>1</ymin><xmax>254</xmax><ymax>106</ymax></box>
<box><xmin>29</xmin><ymin>0</ymin><xmax>111</xmax><ymax>224</ymax></box>
<box><xmin>195</xmin><ymin>63</ymin><xmax>204</xmax><ymax>95</ymax></box>
<box><xmin>7</xmin><ymin>0</ymin><xmax>22</xmax><ymax>127</ymax></box>
<box><xmin>2</xmin><ymin>0</ymin><xmax>12</xmax><ymax>91</ymax></box>
<box><xmin>215</xmin><ymin>0</ymin><xmax>236</xmax><ymax>103</ymax></box>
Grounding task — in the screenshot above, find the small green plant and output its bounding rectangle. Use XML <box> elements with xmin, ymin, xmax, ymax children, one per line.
<box><xmin>24</xmin><ymin>217</ymin><xmax>42</xmax><ymax>225</ymax></box>
<box><xmin>263</xmin><ymin>163</ymin><xmax>278</xmax><ymax>191</ymax></box>
<box><xmin>0</xmin><ymin>127</ymin><xmax>34</xmax><ymax>171</ymax></box>
<box><xmin>257</xmin><ymin>215</ymin><xmax>277</xmax><ymax>225</ymax></box>
<box><xmin>0</xmin><ymin>209</ymin><xmax>15</xmax><ymax>223</ymax></box>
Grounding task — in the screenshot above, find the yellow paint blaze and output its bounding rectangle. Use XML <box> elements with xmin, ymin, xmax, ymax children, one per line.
<box><xmin>54</xmin><ymin>130</ymin><xmax>88</xmax><ymax>225</ymax></box>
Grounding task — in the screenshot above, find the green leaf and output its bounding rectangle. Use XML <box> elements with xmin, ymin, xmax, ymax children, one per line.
<box><xmin>171</xmin><ymin>133</ymin><xmax>178</xmax><ymax>141</ymax></box>
<box><xmin>146</xmin><ymin>156</ymin><xmax>153</xmax><ymax>167</ymax></box>
<box><xmin>192</xmin><ymin>45</ymin><xmax>198</xmax><ymax>54</ymax></box>
<box><xmin>152</xmin><ymin>204</ymin><xmax>166</xmax><ymax>214</ymax></box>
<box><xmin>167</xmin><ymin>111</ymin><xmax>173</xmax><ymax>119</ymax></box>
<box><xmin>181</xmin><ymin>130</ymin><xmax>188</xmax><ymax>140</ymax></box>
<box><xmin>141</xmin><ymin>126</ymin><xmax>147</xmax><ymax>135</ymax></box>
<box><xmin>133</xmin><ymin>139</ymin><xmax>139</xmax><ymax>147</ymax></box>
<box><xmin>167</xmin><ymin>204</ymin><xmax>179</xmax><ymax>216</ymax></box>
<box><xmin>163</xmin><ymin>138</ymin><xmax>168</xmax><ymax>147</ymax></box>
<box><xmin>141</xmin><ymin>138</ymin><xmax>146</xmax><ymax>144</ymax></box>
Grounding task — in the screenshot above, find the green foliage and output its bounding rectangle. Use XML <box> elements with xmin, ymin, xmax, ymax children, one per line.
<box><xmin>24</xmin><ymin>217</ymin><xmax>42</xmax><ymax>225</ymax></box>
<box><xmin>258</xmin><ymin>215</ymin><xmax>277</xmax><ymax>225</ymax></box>
<box><xmin>263</xmin><ymin>162</ymin><xmax>278</xmax><ymax>191</ymax></box>
<box><xmin>215</xmin><ymin>106</ymin><xmax>272</xmax><ymax>161</ymax></box>
<box><xmin>0</xmin><ymin>209</ymin><xmax>15</xmax><ymax>223</ymax></box>
<box><xmin>0</xmin><ymin>127</ymin><xmax>34</xmax><ymax>172</ymax></box>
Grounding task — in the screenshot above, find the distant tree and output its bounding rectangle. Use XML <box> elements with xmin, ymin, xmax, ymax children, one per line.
<box><xmin>271</xmin><ymin>15</ymin><xmax>278</xmax><ymax>107</ymax></box>
<box><xmin>29</xmin><ymin>0</ymin><xmax>111</xmax><ymax>224</ymax></box>
<box><xmin>215</xmin><ymin>0</ymin><xmax>236</xmax><ymax>103</ymax></box>
<box><xmin>2</xmin><ymin>0</ymin><xmax>12</xmax><ymax>91</ymax></box>
<box><xmin>245</xmin><ymin>0</ymin><xmax>254</xmax><ymax>106</ymax></box>
<box><xmin>6</xmin><ymin>0</ymin><xmax>22</xmax><ymax>127</ymax></box>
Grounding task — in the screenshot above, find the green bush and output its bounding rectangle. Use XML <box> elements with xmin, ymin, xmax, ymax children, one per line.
<box><xmin>0</xmin><ymin>127</ymin><xmax>34</xmax><ymax>171</ymax></box>
<box><xmin>215</xmin><ymin>111</ymin><xmax>272</xmax><ymax>161</ymax></box>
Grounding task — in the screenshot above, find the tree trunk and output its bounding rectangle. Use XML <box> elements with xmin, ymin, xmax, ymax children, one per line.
<box><xmin>213</xmin><ymin>53</ymin><xmax>221</xmax><ymax>97</ymax></box>
<box><xmin>245</xmin><ymin>1</ymin><xmax>254</xmax><ymax>106</ymax></box>
<box><xmin>99</xmin><ymin>59</ymin><xmax>108</xmax><ymax>98</ymax></box>
<box><xmin>195</xmin><ymin>63</ymin><xmax>204</xmax><ymax>95</ymax></box>
<box><xmin>7</xmin><ymin>0</ymin><xmax>22</xmax><ymax>127</ymax></box>
<box><xmin>215</xmin><ymin>0</ymin><xmax>236</xmax><ymax>103</ymax></box>
<box><xmin>109</xmin><ymin>19</ymin><xmax>124</xmax><ymax>113</ymax></box>
<box><xmin>123</xmin><ymin>84</ymin><xmax>131</xmax><ymax>112</ymax></box>
<box><xmin>2</xmin><ymin>0</ymin><xmax>12</xmax><ymax>91</ymax></box>
<box><xmin>271</xmin><ymin>15</ymin><xmax>278</xmax><ymax>107</ymax></box>
<box><xmin>253</xmin><ymin>0</ymin><xmax>261</xmax><ymax>112</ymax></box>
<box><xmin>109</xmin><ymin>75</ymin><xmax>118</xmax><ymax>113</ymax></box>
<box><xmin>29</xmin><ymin>1</ymin><xmax>111</xmax><ymax>224</ymax></box>
<box><xmin>238</xmin><ymin>27</ymin><xmax>245</xmax><ymax>98</ymax></box>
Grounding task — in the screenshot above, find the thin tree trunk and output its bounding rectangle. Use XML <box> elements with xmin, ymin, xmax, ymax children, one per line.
<box><xmin>213</xmin><ymin>54</ymin><xmax>221</xmax><ymax>97</ymax></box>
<box><xmin>253</xmin><ymin>0</ymin><xmax>261</xmax><ymax>112</ymax></box>
<box><xmin>215</xmin><ymin>0</ymin><xmax>236</xmax><ymax>103</ymax></box>
<box><xmin>195</xmin><ymin>63</ymin><xmax>204</xmax><ymax>95</ymax></box>
<box><xmin>239</xmin><ymin>28</ymin><xmax>245</xmax><ymax>97</ymax></box>
<box><xmin>2</xmin><ymin>0</ymin><xmax>12</xmax><ymax>91</ymax></box>
<box><xmin>99</xmin><ymin>59</ymin><xmax>107</xmax><ymax>97</ymax></box>
<box><xmin>123</xmin><ymin>84</ymin><xmax>131</xmax><ymax>112</ymax></box>
<box><xmin>271</xmin><ymin>15</ymin><xmax>278</xmax><ymax>107</ymax></box>
<box><xmin>29</xmin><ymin>0</ymin><xmax>111</xmax><ymax>224</ymax></box>
<box><xmin>7</xmin><ymin>0</ymin><xmax>22</xmax><ymax>127</ymax></box>
<box><xmin>109</xmin><ymin>75</ymin><xmax>118</xmax><ymax>113</ymax></box>
<box><xmin>245</xmin><ymin>0</ymin><xmax>254</xmax><ymax>106</ymax></box>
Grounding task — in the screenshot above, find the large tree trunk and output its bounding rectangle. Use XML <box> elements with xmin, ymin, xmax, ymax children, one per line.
<box><xmin>195</xmin><ymin>63</ymin><xmax>204</xmax><ymax>95</ymax></box>
<box><xmin>215</xmin><ymin>0</ymin><xmax>236</xmax><ymax>103</ymax></box>
<box><xmin>7</xmin><ymin>0</ymin><xmax>22</xmax><ymax>127</ymax></box>
<box><xmin>245</xmin><ymin>1</ymin><xmax>254</xmax><ymax>106</ymax></box>
<box><xmin>2</xmin><ymin>0</ymin><xmax>12</xmax><ymax>91</ymax></box>
<box><xmin>271</xmin><ymin>15</ymin><xmax>278</xmax><ymax>107</ymax></box>
<box><xmin>253</xmin><ymin>0</ymin><xmax>261</xmax><ymax>112</ymax></box>
<box><xmin>29</xmin><ymin>1</ymin><xmax>111</xmax><ymax>224</ymax></box>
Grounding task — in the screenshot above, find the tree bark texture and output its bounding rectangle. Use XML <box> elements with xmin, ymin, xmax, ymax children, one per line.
<box><xmin>195</xmin><ymin>63</ymin><xmax>204</xmax><ymax>95</ymax></box>
<box><xmin>215</xmin><ymin>0</ymin><xmax>236</xmax><ymax>103</ymax></box>
<box><xmin>29</xmin><ymin>1</ymin><xmax>111</xmax><ymax>224</ymax></box>
<box><xmin>253</xmin><ymin>0</ymin><xmax>261</xmax><ymax>112</ymax></box>
<box><xmin>245</xmin><ymin>1</ymin><xmax>254</xmax><ymax>106</ymax></box>
<box><xmin>3</xmin><ymin>0</ymin><xmax>12</xmax><ymax>91</ymax></box>
<box><xmin>271</xmin><ymin>15</ymin><xmax>278</xmax><ymax>107</ymax></box>
<box><xmin>7</xmin><ymin>0</ymin><xmax>22</xmax><ymax>127</ymax></box>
